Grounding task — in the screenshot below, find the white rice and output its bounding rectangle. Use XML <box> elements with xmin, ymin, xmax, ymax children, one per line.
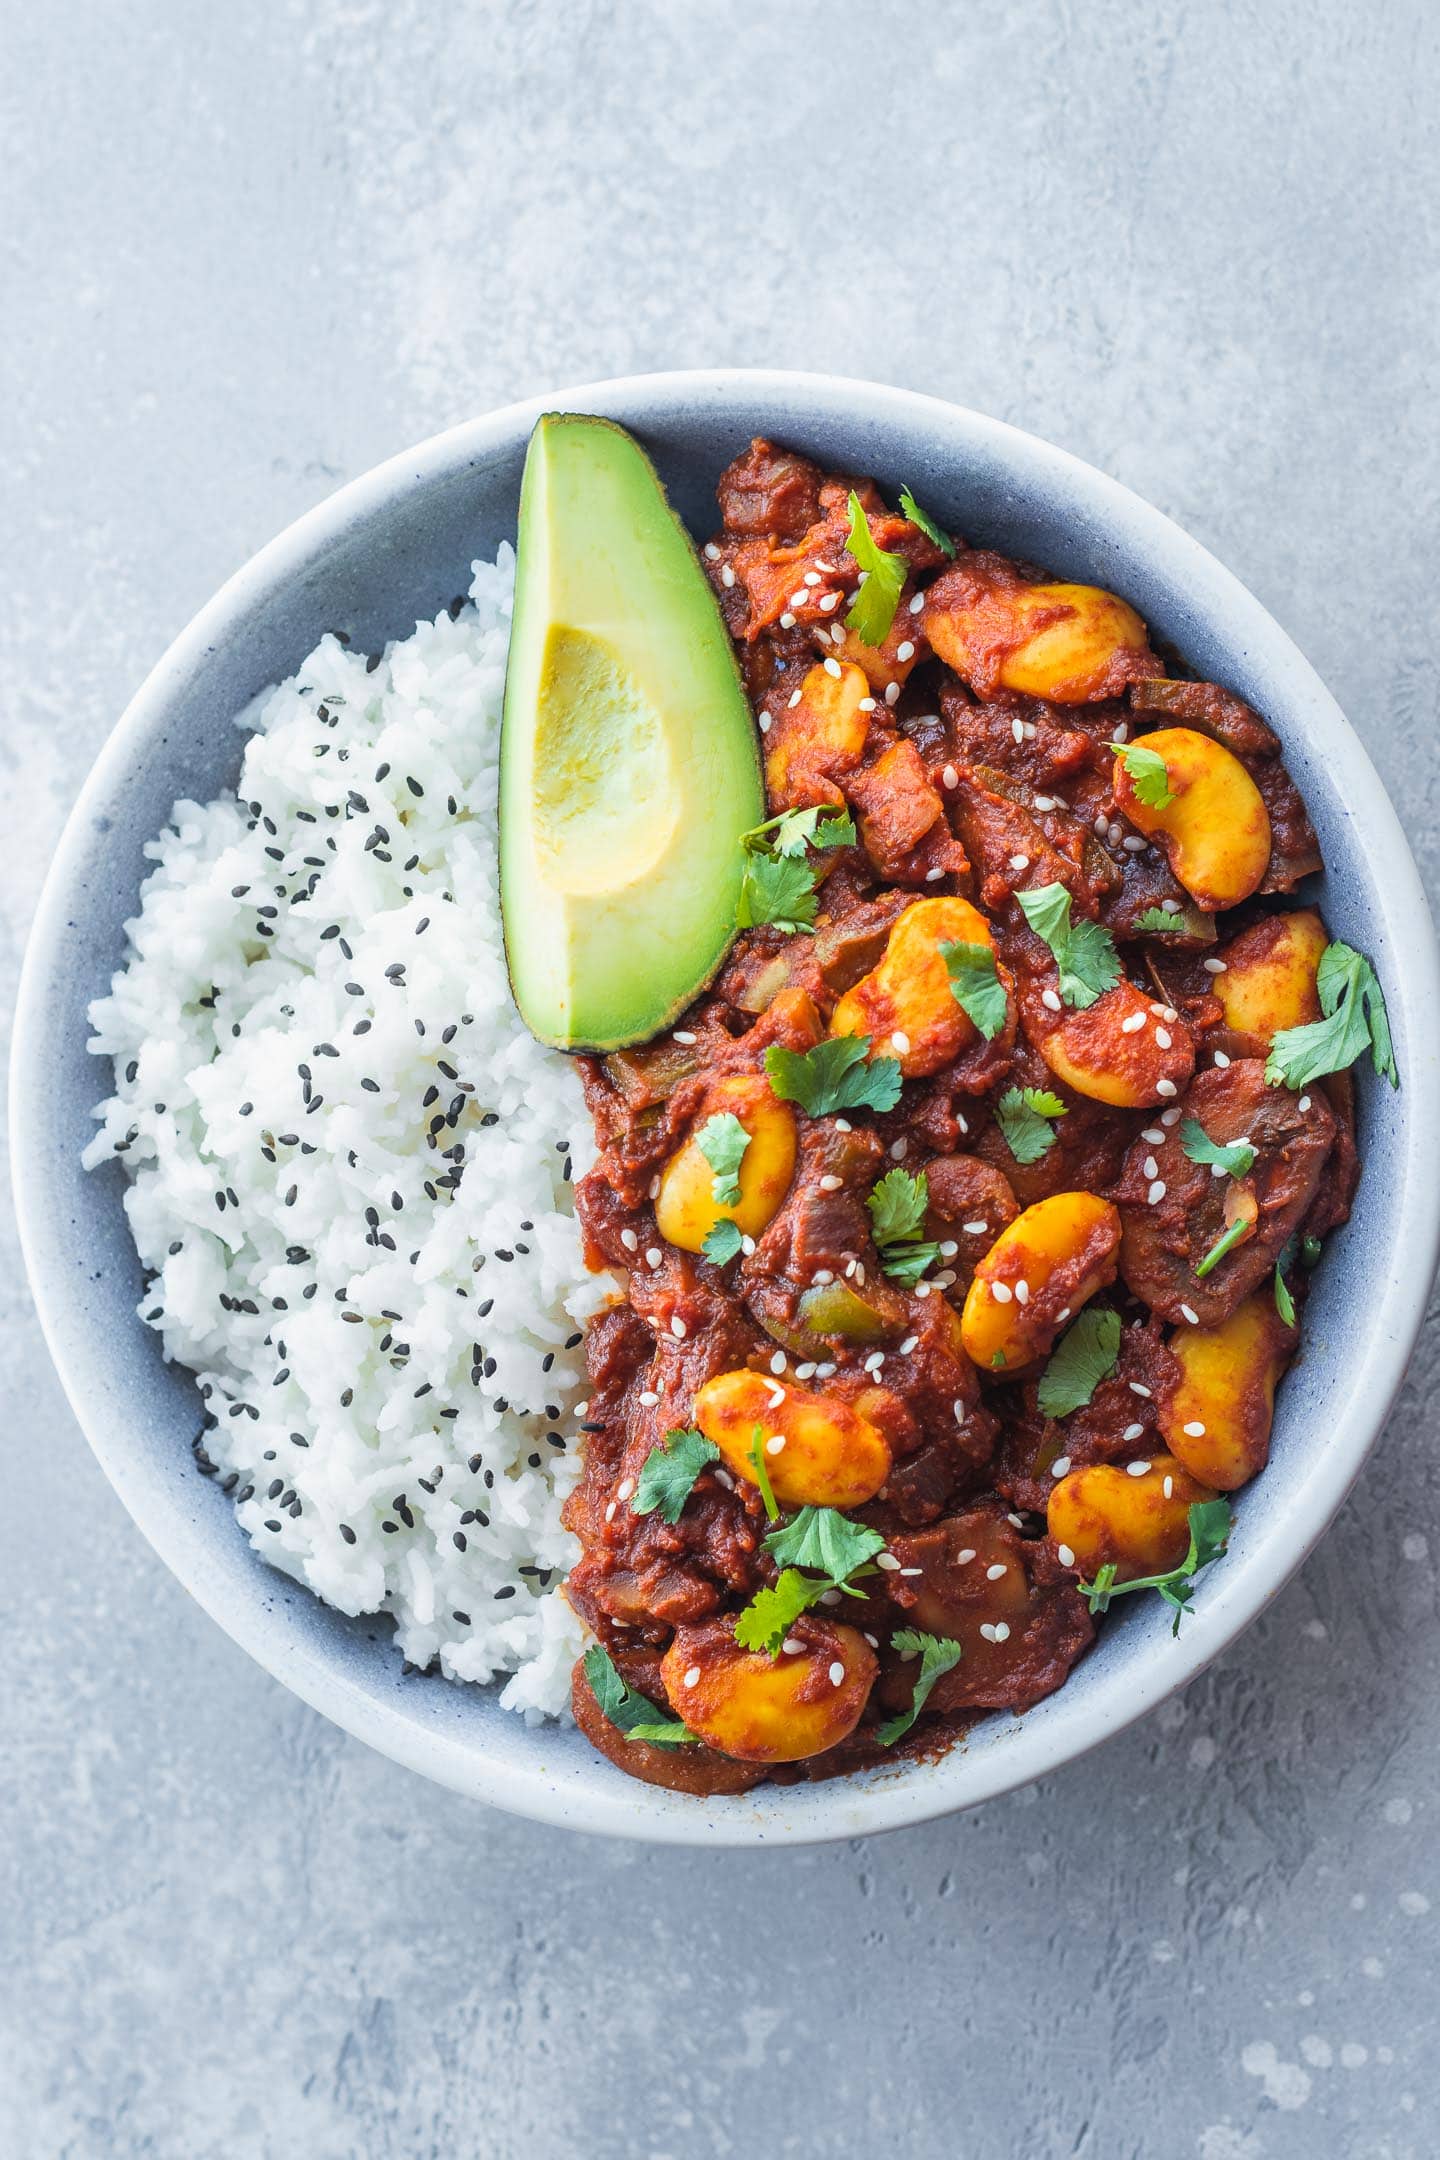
<box><xmin>84</xmin><ymin>548</ymin><xmax>618</xmax><ymax>1718</ymax></box>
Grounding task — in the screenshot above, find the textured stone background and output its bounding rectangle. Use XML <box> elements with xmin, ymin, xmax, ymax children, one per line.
<box><xmin>4</xmin><ymin>3</ymin><xmax>1439</xmax><ymax>2155</ymax></box>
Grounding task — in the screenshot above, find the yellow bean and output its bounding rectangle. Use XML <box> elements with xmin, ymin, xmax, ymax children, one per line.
<box><xmin>1114</xmin><ymin>727</ymin><xmax>1270</xmax><ymax>908</ymax></box>
<box><xmin>655</xmin><ymin>1074</ymin><xmax>797</xmax><ymax>1255</ymax></box>
<box><xmin>1211</xmin><ymin>909</ymin><xmax>1328</xmax><ymax>1055</ymax></box>
<box><xmin>1047</xmin><ymin>1455</ymin><xmax>1215</xmax><ymax>1581</ymax></box>
<box><xmin>831</xmin><ymin>896</ymin><xmax>1002</xmax><ymax>1078</ymax></box>
<box><xmin>960</xmin><ymin>1192</ymin><xmax>1120</xmax><ymax>1371</ymax></box>
<box><xmin>1158</xmin><ymin>1293</ymin><xmax>1294</xmax><ymax>1490</ymax></box>
<box><xmin>693</xmin><ymin>1368</ymin><xmax>892</xmax><ymax>1510</ymax></box>
<box><xmin>662</xmin><ymin>1620</ymin><xmax>877</xmax><ymax>1763</ymax></box>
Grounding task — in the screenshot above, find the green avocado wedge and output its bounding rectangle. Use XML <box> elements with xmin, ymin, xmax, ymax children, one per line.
<box><xmin>499</xmin><ymin>414</ymin><xmax>764</xmax><ymax>1052</ymax></box>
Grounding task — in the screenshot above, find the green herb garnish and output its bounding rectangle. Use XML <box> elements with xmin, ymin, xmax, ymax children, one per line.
<box><xmin>632</xmin><ymin>1428</ymin><xmax>721</xmax><ymax>1523</ymax></box>
<box><xmin>582</xmin><ymin>1645</ymin><xmax>697</xmax><ymax>1749</ymax></box>
<box><xmin>737</xmin><ymin>849</ymin><xmax>820</xmax><ymax>934</ymax></box>
<box><xmin>941</xmin><ymin>939</ymin><xmax>1008</xmax><ymax>1041</ymax></box>
<box><xmin>1265</xmin><ymin>941</ymin><xmax>1397</xmax><ymax>1090</ymax></box>
<box><xmin>1273</xmin><ymin>1262</ymin><xmax>1297</xmax><ymax>1327</ymax></box>
<box><xmin>1110</xmin><ymin>738</ymin><xmax>1176</xmax><ymax>808</ymax></box>
<box><xmin>1180</xmin><ymin>1119</ymin><xmax>1256</xmax><ymax>1180</ymax></box>
<box><xmin>1078</xmin><ymin>1498</ymin><xmax>1232</xmax><ymax>1635</ymax></box>
<box><xmin>743</xmin><ymin>805</ymin><xmax>857</xmax><ymax>857</ymax></box>
<box><xmin>700</xmin><ymin>1219</ymin><xmax>744</xmax><ymax>1265</ymax></box>
<box><xmin>1193</xmin><ymin>1216</ymin><xmax>1251</xmax><ymax>1279</ymax></box>
<box><xmin>898</xmin><ymin>486</ymin><xmax>957</xmax><ymax>559</ymax></box>
<box><xmin>877</xmin><ymin>1628</ymin><xmax>963</xmax><ymax>1745</ymax></box>
<box><xmin>1036</xmin><ymin>1307</ymin><xmax>1122</xmax><ymax>1419</ymax></box>
<box><xmin>994</xmin><ymin>1084</ymin><xmax>1067</xmax><ymax>1166</ymax></box>
<box><xmin>695</xmin><ymin>1111</ymin><xmax>749</xmax><ymax>1207</ymax></box>
<box><xmin>764</xmin><ymin>1036</ymin><xmax>904</xmax><ymax>1118</ymax></box>
<box><xmin>842</xmin><ymin>490</ymin><xmax>908</xmax><ymax>647</ymax></box>
<box><xmin>747</xmin><ymin>1423</ymin><xmax>779</xmax><ymax>1520</ymax></box>
<box><xmin>866</xmin><ymin>1166</ymin><xmax>943</xmax><ymax>1286</ymax></box>
<box><xmin>1016</xmin><ymin>882</ymin><xmax>1122</xmax><ymax>1009</ymax></box>
<box><xmin>1132</xmin><ymin>906</ymin><xmax>1189</xmax><ymax>934</ymax></box>
<box><xmin>764</xmin><ymin>1505</ymin><xmax>887</xmax><ymax>1584</ymax></box>
<box><xmin>733</xmin><ymin>1569</ymin><xmax>831</xmax><ymax>1654</ymax></box>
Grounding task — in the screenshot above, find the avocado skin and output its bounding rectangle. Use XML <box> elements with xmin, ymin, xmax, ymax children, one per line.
<box><xmin>499</xmin><ymin>415</ymin><xmax>763</xmax><ymax>1053</ymax></box>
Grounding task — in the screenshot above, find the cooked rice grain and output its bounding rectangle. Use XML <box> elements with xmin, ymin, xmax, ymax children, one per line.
<box><xmin>85</xmin><ymin>549</ymin><xmax>616</xmax><ymax>1717</ymax></box>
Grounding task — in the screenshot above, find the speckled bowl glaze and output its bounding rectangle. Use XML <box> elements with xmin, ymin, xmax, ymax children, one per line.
<box><xmin>13</xmin><ymin>372</ymin><xmax>1440</xmax><ymax>1845</ymax></box>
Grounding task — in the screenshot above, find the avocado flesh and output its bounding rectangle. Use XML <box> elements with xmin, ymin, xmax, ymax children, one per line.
<box><xmin>500</xmin><ymin>414</ymin><xmax>763</xmax><ymax>1052</ymax></box>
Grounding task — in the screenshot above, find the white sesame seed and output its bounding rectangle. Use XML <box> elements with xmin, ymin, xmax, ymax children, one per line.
<box><xmin>1014</xmin><ymin>1280</ymin><xmax>1031</xmax><ymax>1305</ymax></box>
<box><xmin>1051</xmin><ymin>1455</ymin><xmax>1072</xmax><ymax>1477</ymax></box>
<box><xmin>915</xmin><ymin>1280</ymin><xmax>933</xmax><ymax>1296</ymax></box>
<box><xmin>844</xmin><ymin>1258</ymin><xmax>858</xmax><ymax>1278</ymax></box>
<box><xmin>1127</xmin><ymin>1459</ymin><xmax>1151</xmax><ymax>1477</ymax></box>
<box><xmin>1160</xmin><ymin>1005</ymin><xmax>1178</xmax><ymax>1021</ymax></box>
<box><xmin>958</xmin><ymin>1547</ymin><xmax>977</xmax><ymax>1565</ymax></box>
<box><xmin>638</xmin><ymin>1390</ymin><xmax>659</xmax><ymax>1407</ymax></box>
<box><xmin>1202</xmin><ymin>957</ymin><xmax>1227</xmax><ymax>974</ymax></box>
<box><xmin>864</xmin><ymin>1631</ymin><xmax>879</xmax><ymax>1648</ymax></box>
<box><xmin>956</xmin><ymin>1114</ymin><xmax>969</xmax><ymax>1134</ymax></box>
<box><xmin>830</xmin><ymin>623</ymin><xmax>846</xmax><ymax>644</ymax></box>
<box><xmin>1163</xmin><ymin>1474</ymin><xmax>1174</xmax><ymax>1499</ymax></box>
<box><xmin>1042</xmin><ymin>988</ymin><xmax>1062</xmax><ymax>1012</ymax></box>
<box><xmin>1033</xmin><ymin>795</ymin><xmax>1056</xmax><ymax>812</ymax></box>
<box><xmin>1155</xmin><ymin>1027</ymin><xmax>1173</xmax><ymax>1049</ymax></box>
<box><xmin>673</xmin><ymin>1029</ymin><xmax>697</xmax><ymax>1044</ymax></box>
<box><xmin>796</xmin><ymin>1361</ymin><xmax>817</xmax><ymax>1381</ymax></box>
<box><xmin>1108</xmin><ymin>823</ymin><xmax>1125</xmax><ymax>848</ymax></box>
<box><xmin>890</xmin><ymin>1138</ymin><xmax>908</xmax><ymax>1160</ymax></box>
<box><xmin>684</xmin><ymin>1665</ymin><xmax>701</xmax><ymax>1688</ymax></box>
<box><xmin>1121</xmin><ymin>1011</ymin><xmax>1146</xmax><ymax>1034</ymax></box>
<box><xmin>714</xmin><ymin>1468</ymin><xmax>734</xmax><ymax>1490</ymax></box>
<box><xmin>899</xmin><ymin>1566</ymin><xmax>923</xmax><ymax>1577</ymax></box>
<box><xmin>1210</xmin><ymin>1160</ymin><xmax>1228</xmax><ymax>1178</ymax></box>
<box><xmin>816</xmin><ymin>1361</ymin><xmax>837</xmax><ymax>1378</ymax></box>
<box><xmin>1123</xmin><ymin>1422</ymin><xmax>1144</xmax><ymax>1441</ymax></box>
<box><xmin>1122</xmin><ymin>836</ymin><xmax>1147</xmax><ymax>853</ymax></box>
<box><xmin>788</xmin><ymin>687</ymin><xmax>803</xmax><ymax>708</ymax></box>
<box><xmin>900</xmin><ymin>1335</ymin><xmax>919</xmax><ymax>1354</ymax></box>
<box><xmin>782</xmin><ymin>1636</ymin><xmax>804</xmax><ymax>1655</ymax></box>
<box><xmin>1128</xmin><ymin>1382</ymin><xmax>1152</xmax><ymax>1398</ymax></box>
<box><xmin>670</xmin><ymin>1316</ymin><xmax>686</xmax><ymax>1339</ymax></box>
<box><xmin>1011</xmin><ymin>717</ymin><xmax>1025</xmax><ymax>744</ymax></box>
<box><xmin>758</xmin><ymin>712</ymin><xmax>772</xmax><ymax>733</ymax></box>
<box><xmin>720</xmin><ymin>563</ymin><xmax>736</xmax><ymax>588</ymax></box>
<box><xmin>779</xmin><ymin>612</ymin><xmax>796</xmax><ymax>629</ymax></box>
<box><xmin>885</xmin><ymin>681</ymin><xmax>901</xmax><ymax>706</ymax></box>
<box><xmin>1298</xmin><ymin>1094</ymin><xmax>1312</xmax><ymax>1113</ymax></box>
<box><xmin>815</xmin><ymin>558</ymin><xmax>836</xmax><ymax>573</ymax></box>
<box><xmin>993</xmin><ymin>1622</ymin><xmax>1011</xmax><ymax>1642</ymax></box>
<box><xmin>819</xmin><ymin>1588</ymin><xmax>841</xmax><ymax>1607</ymax></box>
<box><xmin>1156</xmin><ymin>1078</ymin><xmax>1178</xmax><ymax>1098</ymax></box>
<box><xmin>1161</xmin><ymin>898</ymin><xmax>1181</xmax><ymax>915</ymax></box>
<box><xmin>741</xmin><ymin>1235</ymin><xmax>756</xmax><ymax>1256</ymax></box>
<box><xmin>770</xmin><ymin>1352</ymin><xmax>786</xmax><ymax>1375</ymax></box>
<box><xmin>859</xmin><ymin>696</ymin><xmax>877</xmax><ymax>712</ymax></box>
<box><xmin>765</xmin><ymin>1433</ymin><xmax>786</xmax><ymax>1455</ymax></box>
<box><xmin>803</xmin><ymin>571</ymin><xmax>822</xmax><ymax>587</ymax></box>
<box><xmin>828</xmin><ymin>1660</ymin><xmax>845</xmax><ymax>1686</ymax></box>
<box><xmin>617</xmin><ymin>1477</ymin><xmax>634</xmax><ymax>1500</ymax></box>
<box><xmin>819</xmin><ymin>591</ymin><xmax>840</xmax><ymax>611</ymax></box>
<box><xmin>896</xmin><ymin>640</ymin><xmax>915</xmax><ymax>662</ymax></box>
<box><xmin>980</xmin><ymin>1623</ymin><xmax>996</xmax><ymax>1643</ymax></box>
<box><xmin>864</xmin><ymin>1352</ymin><xmax>885</xmax><ymax>1374</ymax></box>
<box><xmin>891</xmin><ymin>1030</ymin><xmax>911</xmax><ymax>1054</ymax></box>
<box><xmin>926</xmin><ymin>866</ymin><xmax>945</xmax><ymax>881</ymax></box>
<box><xmin>877</xmin><ymin>1552</ymin><xmax>902</xmax><ymax>1571</ymax></box>
<box><xmin>953</xmin><ymin>1400</ymin><xmax>968</xmax><ymax>1424</ymax></box>
<box><xmin>986</xmin><ymin>1563</ymin><xmax>1008</xmax><ymax>1581</ymax></box>
<box><xmin>604</xmin><ymin>1500</ymin><xmax>616</xmax><ymax>1521</ymax></box>
<box><xmin>909</xmin><ymin>591</ymin><xmax>925</xmax><ymax>614</ymax></box>
<box><xmin>1143</xmin><ymin>1154</ymin><xmax>1158</xmax><ymax>1179</ymax></box>
<box><xmin>835</xmin><ymin>1118</ymin><xmax>852</xmax><ymax>1132</ymax></box>
<box><xmin>1009</xmin><ymin>853</ymin><xmax>1030</xmax><ymax>872</ymax></box>
<box><xmin>990</xmin><ymin>1281</ymin><xmax>1013</xmax><ymax>1304</ymax></box>
<box><xmin>824</xmin><ymin>656</ymin><xmax>842</xmax><ymax>679</ymax></box>
<box><xmin>1179</xmin><ymin>1302</ymin><xmax>1200</xmax><ymax>1324</ymax></box>
<box><xmin>959</xmin><ymin>1226</ymin><xmax>985</xmax><ymax>1240</ymax></box>
<box><xmin>576</xmin><ymin>1403</ymin><xmax>590</xmax><ymax>1418</ymax></box>
<box><xmin>942</xmin><ymin>764</ymin><xmax>959</xmax><ymax>789</ymax></box>
<box><xmin>790</xmin><ymin>587</ymin><xmax>810</xmax><ymax>608</ymax></box>
<box><xmin>620</xmin><ymin>1227</ymin><xmax>639</xmax><ymax>1251</ymax></box>
<box><xmin>1183</xmin><ymin>1420</ymin><xmax>1206</xmax><ymax>1437</ymax></box>
<box><xmin>1142</xmin><ymin>1127</ymin><xmax>1165</xmax><ymax>1144</ymax></box>
<box><xmin>813</xmin><ymin>1268</ymin><xmax>834</xmax><ymax>1286</ymax></box>
<box><xmin>819</xmin><ymin>1173</ymin><xmax>843</xmax><ymax>1192</ymax></box>
<box><xmin>1057</xmin><ymin>1543</ymin><xmax>1075</xmax><ymax>1567</ymax></box>
<box><xmin>1094</xmin><ymin>815</ymin><xmax>1109</xmax><ymax>837</ymax></box>
<box><xmin>1113</xmin><ymin>720</ymin><xmax>1129</xmax><ymax>743</ymax></box>
<box><xmin>1148</xmin><ymin>1179</ymin><xmax>1167</xmax><ymax>1204</ymax></box>
<box><xmin>704</xmin><ymin>541</ymin><xmax>721</xmax><ymax>560</ymax></box>
<box><xmin>767</xmin><ymin>1384</ymin><xmax>786</xmax><ymax>1409</ymax></box>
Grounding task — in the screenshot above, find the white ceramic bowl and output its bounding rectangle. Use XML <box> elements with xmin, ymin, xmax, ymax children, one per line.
<box><xmin>13</xmin><ymin>371</ymin><xmax>1440</xmax><ymax>1844</ymax></box>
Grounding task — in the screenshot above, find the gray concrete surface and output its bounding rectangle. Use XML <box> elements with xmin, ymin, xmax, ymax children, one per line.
<box><xmin>4</xmin><ymin>2</ymin><xmax>1439</xmax><ymax>2154</ymax></box>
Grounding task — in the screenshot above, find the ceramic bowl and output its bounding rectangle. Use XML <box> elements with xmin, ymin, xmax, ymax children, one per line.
<box><xmin>13</xmin><ymin>371</ymin><xmax>1440</xmax><ymax>1844</ymax></box>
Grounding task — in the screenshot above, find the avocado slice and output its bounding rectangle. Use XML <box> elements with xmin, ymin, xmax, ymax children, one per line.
<box><xmin>499</xmin><ymin>414</ymin><xmax>764</xmax><ymax>1051</ymax></box>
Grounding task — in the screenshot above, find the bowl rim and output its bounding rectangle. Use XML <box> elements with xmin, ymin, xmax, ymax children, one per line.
<box><xmin>13</xmin><ymin>367</ymin><xmax>1440</xmax><ymax>1846</ymax></box>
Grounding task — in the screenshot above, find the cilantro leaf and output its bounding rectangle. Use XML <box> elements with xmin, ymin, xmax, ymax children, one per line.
<box><xmin>632</xmin><ymin>1428</ymin><xmax>721</xmax><ymax>1523</ymax></box>
<box><xmin>1078</xmin><ymin>1498</ymin><xmax>1232</xmax><ymax>1636</ymax></box>
<box><xmin>1036</xmin><ymin>1307</ymin><xmax>1122</xmax><ymax>1419</ymax></box>
<box><xmin>1266</xmin><ymin>941</ymin><xmax>1397</xmax><ymax>1090</ymax></box>
<box><xmin>1194</xmin><ymin>1215</ymin><xmax>1251</xmax><ymax>1280</ymax></box>
<box><xmin>764</xmin><ymin>1036</ymin><xmax>904</xmax><ymax>1117</ymax></box>
<box><xmin>733</xmin><ymin>1569</ymin><xmax>829</xmax><ymax>1655</ymax></box>
<box><xmin>701</xmin><ymin>1219</ymin><xmax>744</xmax><ymax>1265</ymax></box>
<box><xmin>748</xmin><ymin>1424</ymin><xmax>779</xmax><ymax>1520</ymax></box>
<box><xmin>581</xmin><ymin>1645</ymin><xmax>697</xmax><ymax>1748</ymax></box>
<box><xmin>877</xmin><ymin>1628</ymin><xmax>963</xmax><ymax>1746</ymax></box>
<box><xmin>1180</xmin><ymin>1118</ymin><xmax>1256</xmax><ymax>1179</ymax></box>
<box><xmin>994</xmin><ymin>1084</ymin><xmax>1067</xmax><ymax>1166</ymax></box>
<box><xmin>1111</xmin><ymin>738</ymin><xmax>1176</xmax><ymax>809</ymax></box>
<box><xmin>898</xmin><ymin>486</ymin><xmax>957</xmax><ymax>558</ymax></box>
<box><xmin>744</xmin><ymin>805</ymin><xmax>856</xmax><ymax>858</ymax></box>
<box><xmin>842</xmin><ymin>490</ymin><xmax>908</xmax><ymax>647</ymax></box>
<box><xmin>941</xmin><ymin>939</ymin><xmax>1008</xmax><ymax>1041</ymax></box>
<box><xmin>1016</xmin><ymin>882</ymin><xmax>1122</xmax><ymax>1009</ymax></box>
<box><xmin>737</xmin><ymin>849</ymin><xmax>818</xmax><ymax>934</ymax></box>
<box><xmin>867</xmin><ymin>1167</ymin><xmax>942</xmax><ymax>1285</ymax></box>
<box><xmin>764</xmin><ymin>1505</ymin><xmax>886</xmax><ymax>1584</ymax></box>
<box><xmin>1132</xmin><ymin>906</ymin><xmax>1190</xmax><ymax>934</ymax></box>
<box><xmin>695</xmin><ymin>1111</ymin><xmax>749</xmax><ymax>1207</ymax></box>
<box><xmin>1274</xmin><ymin>1263</ymin><xmax>1296</xmax><ymax>1327</ymax></box>
<box><xmin>866</xmin><ymin>1166</ymin><xmax>928</xmax><ymax>1247</ymax></box>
